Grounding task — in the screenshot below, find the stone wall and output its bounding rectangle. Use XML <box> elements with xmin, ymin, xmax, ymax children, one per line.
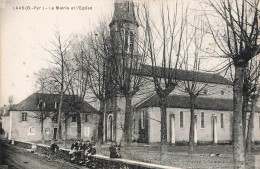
<box><xmin>15</xmin><ymin>140</ymin><xmax>180</xmax><ymax>169</ymax></box>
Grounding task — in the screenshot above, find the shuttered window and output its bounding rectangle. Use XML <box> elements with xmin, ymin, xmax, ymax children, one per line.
<box><xmin>22</xmin><ymin>112</ymin><xmax>27</xmax><ymax>121</ymax></box>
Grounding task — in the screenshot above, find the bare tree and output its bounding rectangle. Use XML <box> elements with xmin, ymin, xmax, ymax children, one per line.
<box><xmin>44</xmin><ymin>27</ymin><xmax>72</xmax><ymax>141</ymax></box>
<box><xmin>245</xmin><ymin>57</ymin><xmax>260</xmax><ymax>152</ymax></box>
<box><xmin>86</xmin><ymin>21</ymin><xmax>110</xmax><ymax>145</ymax></box>
<box><xmin>205</xmin><ymin>0</ymin><xmax>260</xmax><ymax>168</ymax></box>
<box><xmin>178</xmin><ymin>14</ymin><xmax>209</xmax><ymax>152</ymax></box>
<box><xmin>109</xmin><ymin>18</ymin><xmax>147</xmax><ymax>144</ymax></box>
<box><xmin>139</xmin><ymin>1</ymin><xmax>187</xmax><ymax>154</ymax></box>
<box><xmin>66</xmin><ymin>35</ymin><xmax>89</xmax><ymax>140</ymax></box>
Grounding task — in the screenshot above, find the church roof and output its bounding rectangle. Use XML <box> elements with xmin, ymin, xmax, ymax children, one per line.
<box><xmin>136</xmin><ymin>94</ymin><xmax>259</xmax><ymax>112</ymax></box>
<box><xmin>133</xmin><ymin>65</ymin><xmax>233</xmax><ymax>85</ymax></box>
<box><xmin>9</xmin><ymin>93</ymin><xmax>99</xmax><ymax>114</ymax></box>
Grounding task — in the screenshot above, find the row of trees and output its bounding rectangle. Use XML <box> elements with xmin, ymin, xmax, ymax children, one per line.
<box><xmin>34</xmin><ymin>1</ymin><xmax>259</xmax><ymax>168</ymax></box>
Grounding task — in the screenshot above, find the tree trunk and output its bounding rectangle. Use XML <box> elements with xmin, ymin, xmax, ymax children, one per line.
<box><xmin>242</xmin><ymin>92</ymin><xmax>249</xmax><ymax>140</ymax></box>
<box><xmin>64</xmin><ymin>118</ymin><xmax>68</xmax><ymax>148</ymax></box>
<box><xmin>98</xmin><ymin>100</ymin><xmax>105</xmax><ymax>143</ymax></box>
<box><xmin>97</xmin><ymin>99</ymin><xmax>105</xmax><ymax>154</ymax></box>
<box><xmin>123</xmin><ymin>95</ymin><xmax>133</xmax><ymax>144</ymax></box>
<box><xmin>58</xmin><ymin>93</ymin><xmax>63</xmax><ymax>141</ymax></box>
<box><xmin>41</xmin><ymin>111</ymin><xmax>44</xmax><ymax>143</ymax></box>
<box><xmin>76</xmin><ymin>111</ymin><xmax>81</xmax><ymax>139</ymax></box>
<box><xmin>233</xmin><ymin>65</ymin><xmax>246</xmax><ymax>169</ymax></box>
<box><xmin>189</xmin><ymin>94</ymin><xmax>196</xmax><ymax>153</ymax></box>
<box><xmin>159</xmin><ymin>96</ymin><xmax>167</xmax><ymax>156</ymax></box>
<box><xmin>112</xmin><ymin>97</ymin><xmax>117</xmax><ymax>142</ymax></box>
<box><xmin>246</xmin><ymin>94</ymin><xmax>258</xmax><ymax>153</ymax></box>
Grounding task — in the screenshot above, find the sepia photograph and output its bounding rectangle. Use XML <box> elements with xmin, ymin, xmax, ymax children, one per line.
<box><xmin>0</xmin><ymin>0</ymin><xmax>260</xmax><ymax>168</ymax></box>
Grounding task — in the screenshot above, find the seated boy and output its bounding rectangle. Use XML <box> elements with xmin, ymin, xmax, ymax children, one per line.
<box><xmin>48</xmin><ymin>140</ymin><xmax>59</xmax><ymax>161</ymax></box>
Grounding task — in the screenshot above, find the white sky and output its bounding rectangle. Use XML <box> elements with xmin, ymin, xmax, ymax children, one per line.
<box><xmin>1</xmin><ymin>0</ymin><xmax>114</xmax><ymax>105</ymax></box>
<box><xmin>1</xmin><ymin>0</ymin><xmax>258</xmax><ymax>106</ymax></box>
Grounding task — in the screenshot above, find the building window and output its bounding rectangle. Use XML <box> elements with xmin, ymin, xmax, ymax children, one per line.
<box><xmin>129</xmin><ymin>31</ymin><xmax>134</xmax><ymax>53</ymax></box>
<box><xmin>22</xmin><ymin>112</ymin><xmax>27</xmax><ymax>121</ymax></box>
<box><xmin>54</xmin><ymin>102</ymin><xmax>60</xmax><ymax>109</ymax></box>
<box><xmin>124</xmin><ymin>29</ymin><xmax>129</xmax><ymax>48</ymax></box>
<box><xmin>38</xmin><ymin>100</ymin><xmax>46</xmax><ymax>109</ymax></box>
<box><xmin>141</xmin><ymin>111</ymin><xmax>145</xmax><ymax>129</ymax></box>
<box><xmin>27</xmin><ymin>127</ymin><xmax>35</xmax><ymax>136</ymax></box>
<box><xmin>29</xmin><ymin>127</ymin><xmax>35</xmax><ymax>133</ymax></box>
<box><xmin>180</xmin><ymin>111</ymin><xmax>184</xmax><ymax>128</ymax></box>
<box><xmin>221</xmin><ymin>113</ymin><xmax>224</xmax><ymax>128</ymax></box>
<box><xmin>201</xmin><ymin>112</ymin><xmax>204</xmax><ymax>128</ymax></box>
<box><xmin>72</xmin><ymin>115</ymin><xmax>77</xmax><ymax>122</ymax></box>
<box><xmin>84</xmin><ymin>126</ymin><xmax>90</xmax><ymax>137</ymax></box>
<box><xmin>53</xmin><ymin>115</ymin><xmax>58</xmax><ymax>123</ymax></box>
<box><xmin>83</xmin><ymin>114</ymin><xmax>90</xmax><ymax>122</ymax></box>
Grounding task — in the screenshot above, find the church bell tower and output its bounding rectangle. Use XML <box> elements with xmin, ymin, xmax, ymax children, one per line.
<box><xmin>109</xmin><ymin>0</ymin><xmax>139</xmax><ymax>55</ymax></box>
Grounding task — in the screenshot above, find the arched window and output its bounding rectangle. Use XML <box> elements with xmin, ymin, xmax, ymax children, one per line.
<box><xmin>201</xmin><ymin>112</ymin><xmax>204</xmax><ymax>128</ymax></box>
<box><xmin>129</xmin><ymin>31</ymin><xmax>134</xmax><ymax>53</ymax></box>
<box><xmin>124</xmin><ymin>29</ymin><xmax>129</xmax><ymax>48</ymax></box>
<box><xmin>126</xmin><ymin>1</ymin><xmax>130</xmax><ymax>11</ymax></box>
<box><xmin>180</xmin><ymin>111</ymin><xmax>184</xmax><ymax>128</ymax></box>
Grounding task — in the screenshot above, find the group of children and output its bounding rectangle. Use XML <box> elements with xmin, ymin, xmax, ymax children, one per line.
<box><xmin>70</xmin><ymin>140</ymin><xmax>96</xmax><ymax>164</ymax></box>
<box><xmin>48</xmin><ymin>139</ymin><xmax>96</xmax><ymax>165</ymax></box>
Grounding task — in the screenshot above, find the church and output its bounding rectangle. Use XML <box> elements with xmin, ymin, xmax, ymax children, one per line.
<box><xmin>102</xmin><ymin>0</ymin><xmax>260</xmax><ymax>145</ymax></box>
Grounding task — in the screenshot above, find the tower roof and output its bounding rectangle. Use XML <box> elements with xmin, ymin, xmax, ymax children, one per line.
<box><xmin>110</xmin><ymin>0</ymin><xmax>139</xmax><ymax>27</ymax></box>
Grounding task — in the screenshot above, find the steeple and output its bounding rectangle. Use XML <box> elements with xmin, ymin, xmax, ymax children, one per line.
<box><xmin>109</xmin><ymin>0</ymin><xmax>138</xmax><ymax>27</ymax></box>
<box><xmin>109</xmin><ymin>0</ymin><xmax>139</xmax><ymax>55</ymax></box>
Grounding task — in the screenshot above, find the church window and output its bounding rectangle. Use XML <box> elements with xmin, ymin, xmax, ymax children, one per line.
<box><xmin>221</xmin><ymin>113</ymin><xmax>224</xmax><ymax>128</ymax></box>
<box><xmin>124</xmin><ymin>29</ymin><xmax>129</xmax><ymax>48</ymax></box>
<box><xmin>126</xmin><ymin>1</ymin><xmax>130</xmax><ymax>11</ymax></box>
<box><xmin>201</xmin><ymin>112</ymin><xmax>204</xmax><ymax>128</ymax></box>
<box><xmin>129</xmin><ymin>30</ymin><xmax>134</xmax><ymax>53</ymax></box>
<box><xmin>180</xmin><ymin>111</ymin><xmax>184</xmax><ymax>128</ymax></box>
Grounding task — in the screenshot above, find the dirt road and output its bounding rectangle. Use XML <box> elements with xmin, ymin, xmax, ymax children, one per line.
<box><xmin>0</xmin><ymin>140</ymin><xmax>87</xmax><ymax>169</ymax></box>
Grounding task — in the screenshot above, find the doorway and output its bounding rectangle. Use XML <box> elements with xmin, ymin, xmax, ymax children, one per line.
<box><xmin>213</xmin><ymin>115</ymin><xmax>218</xmax><ymax>143</ymax></box>
<box><xmin>170</xmin><ymin>114</ymin><xmax>175</xmax><ymax>144</ymax></box>
<box><xmin>53</xmin><ymin>128</ymin><xmax>57</xmax><ymax>140</ymax></box>
<box><xmin>107</xmin><ymin>115</ymin><xmax>113</xmax><ymax>141</ymax></box>
<box><xmin>194</xmin><ymin>115</ymin><xmax>197</xmax><ymax>144</ymax></box>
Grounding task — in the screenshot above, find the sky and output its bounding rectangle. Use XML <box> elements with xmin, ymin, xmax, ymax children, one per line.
<box><xmin>1</xmin><ymin>0</ymin><xmax>258</xmax><ymax>106</ymax></box>
<box><xmin>0</xmin><ymin>0</ymin><xmax>115</xmax><ymax>105</ymax></box>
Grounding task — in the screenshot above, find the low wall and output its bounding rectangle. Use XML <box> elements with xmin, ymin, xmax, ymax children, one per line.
<box><xmin>13</xmin><ymin>140</ymin><xmax>35</xmax><ymax>149</ymax></box>
<box><xmin>90</xmin><ymin>154</ymin><xmax>180</xmax><ymax>169</ymax></box>
<box><xmin>14</xmin><ymin>141</ymin><xmax>181</xmax><ymax>169</ymax></box>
